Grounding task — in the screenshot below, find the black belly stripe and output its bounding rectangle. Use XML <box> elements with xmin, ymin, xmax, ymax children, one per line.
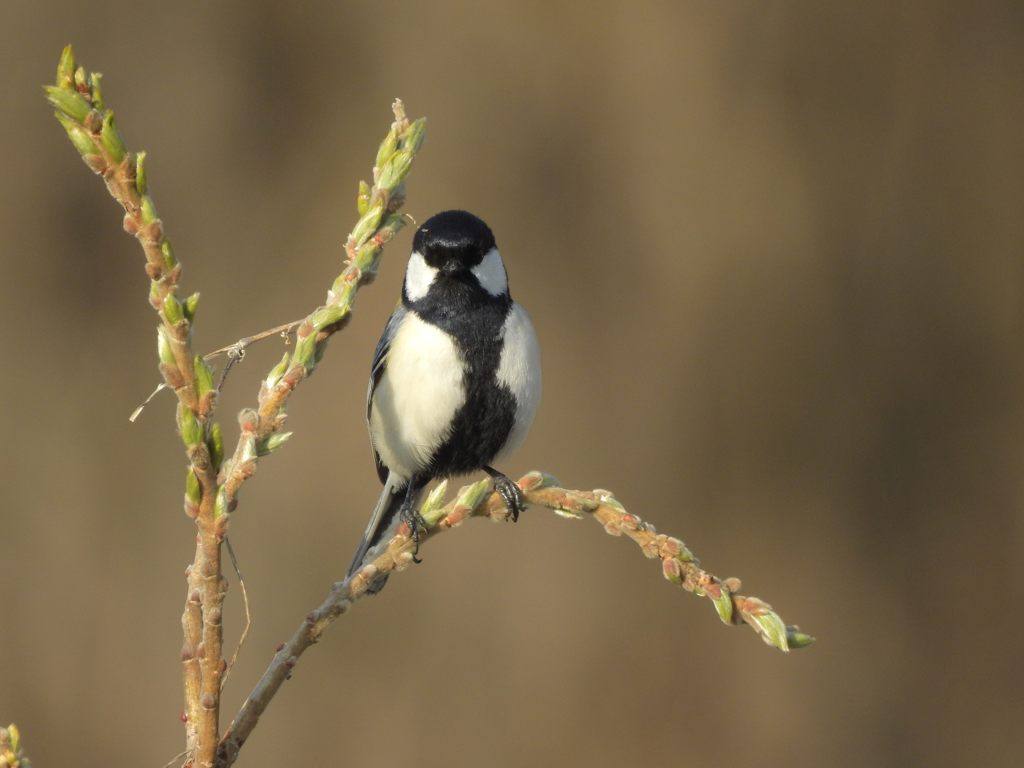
<box><xmin>405</xmin><ymin>277</ymin><xmax>515</xmax><ymax>479</ymax></box>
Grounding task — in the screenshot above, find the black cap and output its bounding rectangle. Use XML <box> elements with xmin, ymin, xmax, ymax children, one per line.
<box><xmin>413</xmin><ymin>210</ymin><xmax>496</xmax><ymax>269</ymax></box>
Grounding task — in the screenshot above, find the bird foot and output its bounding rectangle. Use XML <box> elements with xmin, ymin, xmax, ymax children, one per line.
<box><xmin>484</xmin><ymin>467</ymin><xmax>525</xmax><ymax>522</ymax></box>
<box><xmin>400</xmin><ymin>503</ymin><xmax>427</xmax><ymax>563</ymax></box>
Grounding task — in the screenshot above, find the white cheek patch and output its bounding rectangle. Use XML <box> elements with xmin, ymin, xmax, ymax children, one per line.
<box><xmin>472</xmin><ymin>247</ymin><xmax>508</xmax><ymax>297</ymax></box>
<box><xmin>404</xmin><ymin>251</ymin><xmax>438</xmax><ymax>301</ymax></box>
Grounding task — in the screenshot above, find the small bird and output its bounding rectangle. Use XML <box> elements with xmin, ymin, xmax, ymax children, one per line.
<box><xmin>347</xmin><ymin>210</ymin><xmax>542</xmax><ymax>584</ymax></box>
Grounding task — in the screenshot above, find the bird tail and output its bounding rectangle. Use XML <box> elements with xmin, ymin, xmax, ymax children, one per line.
<box><xmin>347</xmin><ymin>474</ymin><xmax>417</xmax><ymax>588</ymax></box>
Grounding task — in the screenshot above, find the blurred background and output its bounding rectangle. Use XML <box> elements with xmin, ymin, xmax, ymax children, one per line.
<box><xmin>1</xmin><ymin>2</ymin><xmax>1021</xmax><ymax>766</ymax></box>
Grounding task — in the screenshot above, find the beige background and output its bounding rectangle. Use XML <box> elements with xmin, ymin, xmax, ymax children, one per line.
<box><xmin>2</xmin><ymin>2</ymin><xmax>1021</xmax><ymax>766</ymax></box>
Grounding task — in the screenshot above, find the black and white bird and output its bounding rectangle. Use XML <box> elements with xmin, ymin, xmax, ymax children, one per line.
<box><xmin>347</xmin><ymin>210</ymin><xmax>542</xmax><ymax>583</ymax></box>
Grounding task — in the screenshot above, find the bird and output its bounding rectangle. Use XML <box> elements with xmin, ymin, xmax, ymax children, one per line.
<box><xmin>346</xmin><ymin>209</ymin><xmax>542</xmax><ymax>586</ymax></box>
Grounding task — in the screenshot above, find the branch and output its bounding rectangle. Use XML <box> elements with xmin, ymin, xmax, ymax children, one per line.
<box><xmin>46</xmin><ymin>44</ymin><xmax>221</xmax><ymax>760</ymax></box>
<box><xmin>46</xmin><ymin>45</ymin><xmax>427</xmax><ymax>768</ymax></box>
<box><xmin>217</xmin><ymin>472</ymin><xmax>812</xmax><ymax>765</ymax></box>
<box><xmin>214</xmin><ymin>99</ymin><xmax>425</xmax><ymax>523</ymax></box>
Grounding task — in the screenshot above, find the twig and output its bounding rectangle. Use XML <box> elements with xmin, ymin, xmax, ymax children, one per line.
<box><xmin>130</xmin><ymin>321</ymin><xmax>301</xmax><ymax>422</ymax></box>
<box><xmin>159</xmin><ymin>749</ymin><xmax>190</xmax><ymax>768</ymax></box>
<box><xmin>217</xmin><ymin>471</ymin><xmax>812</xmax><ymax>766</ymax></box>
<box><xmin>220</xmin><ymin>536</ymin><xmax>252</xmax><ymax>691</ymax></box>
<box><xmin>214</xmin><ymin>102</ymin><xmax>425</xmax><ymax>522</ymax></box>
<box><xmin>205</xmin><ymin>320</ymin><xmax>301</xmax><ymax>361</ymax></box>
<box><xmin>129</xmin><ymin>381</ymin><xmax>168</xmax><ymax>422</ymax></box>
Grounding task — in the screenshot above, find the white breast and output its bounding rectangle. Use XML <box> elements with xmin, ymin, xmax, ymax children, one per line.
<box><xmin>369</xmin><ymin>313</ymin><xmax>465</xmax><ymax>481</ymax></box>
<box><xmin>495</xmin><ymin>302</ymin><xmax>542</xmax><ymax>460</ymax></box>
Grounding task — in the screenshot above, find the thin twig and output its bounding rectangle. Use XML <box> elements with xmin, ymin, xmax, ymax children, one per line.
<box><xmin>129</xmin><ymin>381</ymin><xmax>168</xmax><ymax>422</ymax></box>
<box><xmin>159</xmin><ymin>748</ymin><xmax>190</xmax><ymax>768</ymax></box>
<box><xmin>130</xmin><ymin>321</ymin><xmax>302</xmax><ymax>422</ymax></box>
<box><xmin>220</xmin><ymin>536</ymin><xmax>252</xmax><ymax>691</ymax></box>
<box><xmin>217</xmin><ymin>471</ymin><xmax>813</xmax><ymax>766</ymax></box>
<box><xmin>204</xmin><ymin>320</ymin><xmax>301</xmax><ymax>361</ymax></box>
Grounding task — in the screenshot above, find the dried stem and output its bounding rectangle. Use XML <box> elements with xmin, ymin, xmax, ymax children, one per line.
<box><xmin>217</xmin><ymin>472</ymin><xmax>812</xmax><ymax>766</ymax></box>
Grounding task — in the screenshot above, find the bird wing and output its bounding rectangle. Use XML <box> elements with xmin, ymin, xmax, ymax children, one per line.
<box><xmin>367</xmin><ymin>303</ymin><xmax>407</xmax><ymax>483</ymax></box>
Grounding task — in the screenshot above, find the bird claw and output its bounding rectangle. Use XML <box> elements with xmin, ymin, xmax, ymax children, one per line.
<box><xmin>400</xmin><ymin>503</ymin><xmax>427</xmax><ymax>562</ymax></box>
<box><xmin>490</xmin><ymin>473</ymin><xmax>525</xmax><ymax>522</ymax></box>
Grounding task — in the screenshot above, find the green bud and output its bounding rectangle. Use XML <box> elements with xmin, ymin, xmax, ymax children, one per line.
<box><xmin>91</xmin><ymin>71</ymin><xmax>104</xmax><ymax>110</ymax></box>
<box><xmin>55</xmin><ymin>112</ymin><xmax>96</xmax><ymax>157</ymax></box>
<box><xmin>183</xmin><ymin>292</ymin><xmax>200</xmax><ymax>322</ymax></box>
<box><xmin>456</xmin><ymin>478</ymin><xmax>492</xmax><ymax>514</ymax></box>
<box><xmin>178</xmin><ymin>406</ymin><xmax>203</xmax><ymax>448</ymax></box>
<box><xmin>157</xmin><ymin>326</ymin><xmax>176</xmax><ymax>365</ymax></box>
<box><xmin>208</xmin><ymin>421</ymin><xmax>224</xmax><ymax>470</ymax></box>
<box><xmin>350</xmin><ymin>203</ymin><xmax>383</xmax><ymax>247</ymax></box>
<box><xmin>265</xmin><ymin>351</ymin><xmax>290</xmax><ymax>390</ymax></box>
<box><xmin>422</xmin><ymin>480</ymin><xmax>449</xmax><ymax>514</ymax></box>
<box><xmin>376</xmin><ymin>149</ymin><xmax>414</xmax><ymax>190</ymax></box>
<box><xmin>57</xmin><ymin>45</ymin><xmax>76</xmax><ymax>86</ymax></box>
<box><xmin>747</xmin><ymin>607</ymin><xmax>789</xmax><ymax>651</ymax></box>
<box><xmin>709</xmin><ymin>589</ymin><xmax>734</xmax><ymax>625</ymax></box>
<box><xmin>163</xmin><ymin>293</ymin><xmax>184</xmax><ymax>325</ymax></box>
<box><xmin>401</xmin><ymin>117</ymin><xmax>427</xmax><ymax>153</ymax></box>
<box><xmin>194</xmin><ymin>355</ymin><xmax>214</xmax><ymax>398</ymax></box>
<box><xmin>45</xmin><ymin>84</ymin><xmax>91</xmax><ymax>123</ymax></box>
<box><xmin>375</xmin><ymin>126</ymin><xmax>399</xmax><ymax>169</ymax></box>
<box><xmin>786</xmin><ymin>627</ymin><xmax>815</xmax><ymax>649</ymax></box>
<box><xmin>379</xmin><ymin>212</ymin><xmax>408</xmax><ymax>239</ymax></box>
<box><xmin>356</xmin><ymin>180</ymin><xmax>371</xmax><ymax>216</ymax></box>
<box><xmin>256</xmin><ymin>431</ymin><xmax>292</xmax><ymax>456</ymax></box>
<box><xmin>135</xmin><ymin>151</ymin><xmax>148</xmax><ymax>195</ymax></box>
<box><xmin>354</xmin><ymin>240</ymin><xmax>382</xmax><ymax>271</ymax></box>
<box><xmin>73</xmin><ymin>65</ymin><xmax>87</xmax><ymax>89</ymax></box>
<box><xmin>185</xmin><ymin>467</ymin><xmax>201</xmax><ymax>504</ymax></box>
<box><xmin>100</xmin><ymin>110</ymin><xmax>126</xmax><ymax>162</ymax></box>
<box><xmin>293</xmin><ymin>332</ymin><xmax>318</xmax><ymax>366</ymax></box>
<box><xmin>309</xmin><ymin>303</ymin><xmax>347</xmax><ymax>331</ymax></box>
<box><xmin>141</xmin><ymin>196</ymin><xmax>158</xmax><ymax>224</ymax></box>
<box><xmin>420</xmin><ymin>480</ymin><xmax>450</xmax><ymax>526</ymax></box>
<box><xmin>161</xmin><ymin>240</ymin><xmax>176</xmax><ymax>269</ymax></box>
